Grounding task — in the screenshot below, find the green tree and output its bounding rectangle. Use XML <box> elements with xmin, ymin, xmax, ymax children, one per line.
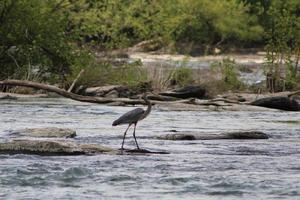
<box><xmin>165</xmin><ymin>0</ymin><xmax>263</xmax><ymax>54</ymax></box>
<box><xmin>0</xmin><ymin>0</ymin><xmax>89</xmax><ymax>85</ymax></box>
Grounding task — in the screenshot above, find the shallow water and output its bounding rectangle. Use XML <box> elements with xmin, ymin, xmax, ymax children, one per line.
<box><xmin>0</xmin><ymin>98</ymin><xmax>300</xmax><ymax>200</ymax></box>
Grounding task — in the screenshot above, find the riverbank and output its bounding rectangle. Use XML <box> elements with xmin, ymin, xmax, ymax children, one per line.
<box><xmin>1</xmin><ymin>90</ymin><xmax>299</xmax><ymax>112</ymax></box>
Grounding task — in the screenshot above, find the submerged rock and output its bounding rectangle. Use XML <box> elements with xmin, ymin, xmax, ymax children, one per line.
<box><xmin>10</xmin><ymin>127</ymin><xmax>76</xmax><ymax>138</ymax></box>
<box><xmin>0</xmin><ymin>139</ymin><xmax>115</xmax><ymax>156</ymax></box>
<box><xmin>251</xmin><ymin>96</ymin><xmax>300</xmax><ymax>111</ymax></box>
<box><xmin>160</xmin><ymin>85</ymin><xmax>206</xmax><ymax>99</ymax></box>
<box><xmin>158</xmin><ymin>131</ymin><xmax>268</xmax><ymax>140</ymax></box>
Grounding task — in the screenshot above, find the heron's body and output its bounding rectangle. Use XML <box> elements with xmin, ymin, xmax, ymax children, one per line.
<box><xmin>112</xmin><ymin>94</ymin><xmax>151</xmax><ymax>149</ymax></box>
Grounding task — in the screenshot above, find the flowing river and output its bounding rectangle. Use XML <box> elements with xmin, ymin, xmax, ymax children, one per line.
<box><xmin>0</xmin><ymin>98</ymin><xmax>300</xmax><ymax>199</ymax></box>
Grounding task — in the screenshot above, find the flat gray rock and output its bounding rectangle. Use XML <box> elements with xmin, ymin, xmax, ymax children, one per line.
<box><xmin>0</xmin><ymin>140</ymin><xmax>168</xmax><ymax>156</ymax></box>
<box><xmin>0</xmin><ymin>139</ymin><xmax>115</xmax><ymax>156</ymax></box>
<box><xmin>157</xmin><ymin>131</ymin><xmax>268</xmax><ymax>140</ymax></box>
<box><xmin>9</xmin><ymin>127</ymin><xmax>76</xmax><ymax>138</ymax></box>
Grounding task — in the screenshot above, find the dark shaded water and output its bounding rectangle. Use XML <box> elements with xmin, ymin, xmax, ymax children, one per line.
<box><xmin>0</xmin><ymin>98</ymin><xmax>300</xmax><ymax>199</ymax></box>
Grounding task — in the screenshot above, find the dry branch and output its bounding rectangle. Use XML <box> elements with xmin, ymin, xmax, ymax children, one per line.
<box><xmin>0</xmin><ymin>79</ymin><xmax>145</xmax><ymax>105</ymax></box>
<box><xmin>68</xmin><ymin>69</ymin><xmax>84</xmax><ymax>92</ymax></box>
<box><xmin>288</xmin><ymin>90</ymin><xmax>300</xmax><ymax>97</ymax></box>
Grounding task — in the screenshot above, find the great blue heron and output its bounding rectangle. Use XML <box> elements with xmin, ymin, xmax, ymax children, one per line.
<box><xmin>112</xmin><ymin>93</ymin><xmax>152</xmax><ymax>150</ymax></box>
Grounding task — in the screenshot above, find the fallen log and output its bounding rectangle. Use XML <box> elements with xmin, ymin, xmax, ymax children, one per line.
<box><xmin>0</xmin><ymin>80</ymin><xmax>230</xmax><ymax>107</ymax></box>
<box><xmin>0</xmin><ymin>79</ymin><xmax>146</xmax><ymax>105</ymax></box>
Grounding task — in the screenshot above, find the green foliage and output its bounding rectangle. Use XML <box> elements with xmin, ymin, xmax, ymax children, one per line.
<box><xmin>264</xmin><ymin>1</ymin><xmax>300</xmax><ymax>91</ymax></box>
<box><xmin>0</xmin><ymin>0</ymin><xmax>90</xmax><ymax>84</ymax></box>
<box><xmin>1</xmin><ymin>0</ymin><xmax>299</xmax><ymax>92</ymax></box>
<box><xmin>59</xmin><ymin>0</ymin><xmax>264</xmax><ymax>52</ymax></box>
<box><xmin>164</xmin><ymin>58</ymin><xmax>194</xmax><ymax>87</ymax></box>
<box><xmin>165</xmin><ymin>0</ymin><xmax>263</xmax><ymax>53</ymax></box>
<box><xmin>211</xmin><ymin>58</ymin><xmax>244</xmax><ymax>90</ymax></box>
<box><xmin>75</xmin><ymin>60</ymin><xmax>147</xmax><ymax>87</ymax></box>
<box><xmin>65</xmin><ymin>0</ymin><xmax>169</xmax><ymax>49</ymax></box>
<box><xmin>169</xmin><ymin>67</ymin><xmax>194</xmax><ymax>87</ymax></box>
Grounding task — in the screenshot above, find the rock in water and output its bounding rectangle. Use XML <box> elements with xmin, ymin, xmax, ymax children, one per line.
<box><xmin>251</xmin><ymin>96</ymin><xmax>300</xmax><ymax>111</ymax></box>
<box><xmin>0</xmin><ymin>140</ymin><xmax>169</xmax><ymax>155</ymax></box>
<box><xmin>226</xmin><ymin>131</ymin><xmax>269</xmax><ymax>139</ymax></box>
<box><xmin>159</xmin><ymin>85</ymin><xmax>206</xmax><ymax>99</ymax></box>
<box><xmin>10</xmin><ymin>127</ymin><xmax>76</xmax><ymax>138</ymax></box>
<box><xmin>158</xmin><ymin>131</ymin><xmax>268</xmax><ymax>140</ymax></box>
<box><xmin>158</xmin><ymin>133</ymin><xmax>196</xmax><ymax>140</ymax></box>
<box><xmin>0</xmin><ymin>140</ymin><xmax>83</xmax><ymax>155</ymax></box>
<box><xmin>0</xmin><ymin>140</ymin><xmax>115</xmax><ymax>155</ymax></box>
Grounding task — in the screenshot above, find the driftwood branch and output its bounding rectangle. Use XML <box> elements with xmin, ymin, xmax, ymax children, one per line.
<box><xmin>0</xmin><ymin>79</ymin><xmax>146</xmax><ymax>105</ymax></box>
<box><xmin>0</xmin><ymin>79</ymin><xmax>232</xmax><ymax>107</ymax></box>
<box><xmin>68</xmin><ymin>69</ymin><xmax>84</xmax><ymax>92</ymax></box>
<box><xmin>288</xmin><ymin>90</ymin><xmax>300</xmax><ymax>98</ymax></box>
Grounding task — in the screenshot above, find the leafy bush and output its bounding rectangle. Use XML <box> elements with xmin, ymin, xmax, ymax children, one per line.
<box><xmin>211</xmin><ymin>58</ymin><xmax>244</xmax><ymax>90</ymax></box>
<box><xmin>168</xmin><ymin>67</ymin><xmax>194</xmax><ymax>87</ymax></box>
<box><xmin>73</xmin><ymin>60</ymin><xmax>147</xmax><ymax>87</ymax></box>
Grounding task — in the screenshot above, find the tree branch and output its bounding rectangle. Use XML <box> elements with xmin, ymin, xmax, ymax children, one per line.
<box><xmin>288</xmin><ymin>90</ymin><xmax>300</xmax><ymax>98</ymax></box>
<box><xmin>0</xmin><ymin>79</ymin><xmax>146</xmax><ymax>105</ymax></box>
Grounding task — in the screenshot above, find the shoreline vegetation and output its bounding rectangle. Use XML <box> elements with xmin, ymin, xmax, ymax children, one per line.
<box><xmin>0</xmin><ymin>0</ymin><xmax>299</xmax><ymax>110</ymax></box>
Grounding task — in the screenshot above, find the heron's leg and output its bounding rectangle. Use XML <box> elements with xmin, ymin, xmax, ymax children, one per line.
<box><xmin>121</xmin><ymin>124</ymin><xmax>131</xmax><ymax>150</ymax></box>
<box><xmin>133</xmin><ymin>123</ymin><xmax>140</xmax><ymax>149</ymax></box>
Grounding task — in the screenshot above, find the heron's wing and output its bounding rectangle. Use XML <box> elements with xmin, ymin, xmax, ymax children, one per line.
<box><xmin>112</xmin><ymin>108</ymin><xmax>145</xmax><ymax>126</ymax></box>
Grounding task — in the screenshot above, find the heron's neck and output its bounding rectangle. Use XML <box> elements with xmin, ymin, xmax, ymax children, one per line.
<box><xmin>142</xmin><ymin>96</ymin><xmax>151</xmax><ymax>119</ymax></box>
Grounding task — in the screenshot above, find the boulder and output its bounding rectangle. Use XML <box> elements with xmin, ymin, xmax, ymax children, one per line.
<box><xmin>251</xmin><ymin>96</ymin><xmax>300</xmax><ymax>111</ymax></box>
<box><xmin>157</xmin><ymin>131</ymin><xmax>268</xmax><ymax>140</ymax></box>
<box><xmin>159</xmin><ymin>85</ymin><xmax>206</xmax><ymax>99</ymax></box>
<box><xmin>0</xmin><ymin>139</ymin><xmax>115</xmax><ymax>156</ymax></box>
<box><xmin>9</xmin><ymin>127</ymin><xmax>76</xmax><ymax>138</ymax></box>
